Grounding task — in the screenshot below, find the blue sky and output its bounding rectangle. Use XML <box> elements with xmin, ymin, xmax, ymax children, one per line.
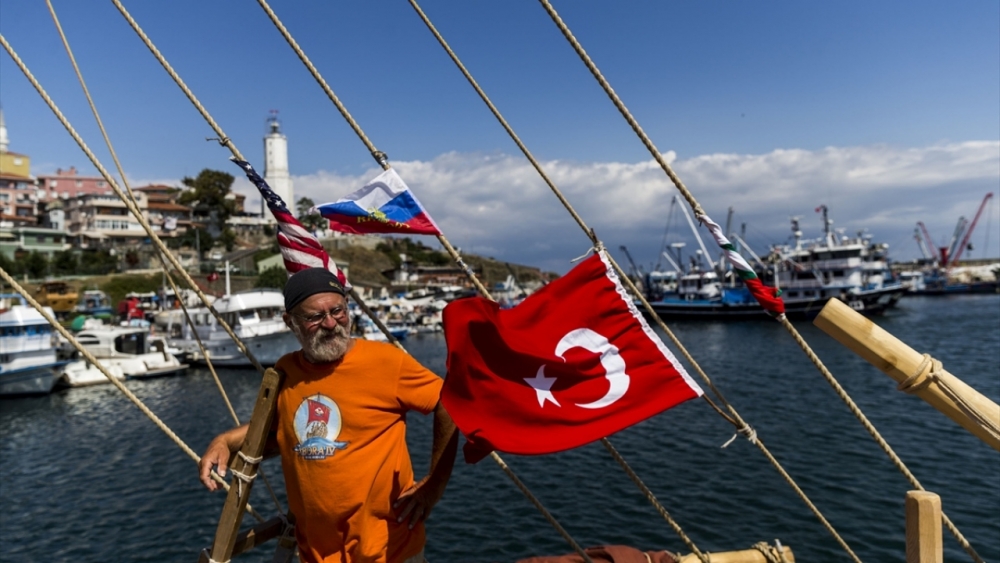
<box><xmin>1</xmin><ymin>1</ymin><xmax>998</xmax><ymax>273</ymax></box>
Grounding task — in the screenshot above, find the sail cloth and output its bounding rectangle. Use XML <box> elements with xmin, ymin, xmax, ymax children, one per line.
<box><xmin>312</xmin><ymin>168</ymin><xmax>442</xmax><ymax>236</ymax></box>
<box><xmin>442</xmin><ymin>250</ymin><xmax>703</xmax><ymax>463</ymax></box>
<box><xmin>231</xmin><ymin>159</ymin><xmax>350</xmax><ymax>289</ymax></box>
<box><xmin>700</xmin><ymin>214</ymin><xmax>784</xmax><ymax>315</ymax></box>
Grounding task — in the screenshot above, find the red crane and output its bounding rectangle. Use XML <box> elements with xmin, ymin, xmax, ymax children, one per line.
<box><xmin>947</xmin><ymin>192</ymin><xmax>994</xmax><ymax>268</ymax></box>
<box><xmin>916</xmin><ymin>221</ymin><xmax>940</xmax><ymax>263</ymax></box>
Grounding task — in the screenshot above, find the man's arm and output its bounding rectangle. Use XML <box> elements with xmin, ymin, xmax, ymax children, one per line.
<box><xmin>394</xmin><ymin>401</ymin><xmax>459</xmax><ymax>529</ymax></box>
<box><xmin>198</xmin><ymin>423</ymin><xmax>249</xmax><ymax>492</ymax></box>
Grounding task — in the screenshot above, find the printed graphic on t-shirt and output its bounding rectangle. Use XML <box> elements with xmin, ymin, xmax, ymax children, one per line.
<box><xmin>293</xmin><ymin>394</ymin><xmax>349</xmax><ymax>460</ymax></box>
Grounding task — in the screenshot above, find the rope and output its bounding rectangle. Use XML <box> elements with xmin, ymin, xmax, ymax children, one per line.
<box><xmin>721</xmin><ymin>424</ymin><xmax>757</xmax><ymax>449</ymax></box>
<box><xmin>0</xmin><ymin>267</ymin><xmax>264</xmax><ymax>524</ymax></box>
<box><xmin>535</xmin><ymin>0</ymin><xmax>704</xmax><ymax>219</ymax></box>
<box><xmin>407</xmin><ymin>3</ymin><xmax>866</xmax><ymax>562</ymax></box>
<box><xmin>200</xmin><ymin>549</ymin><xmax>229</xmax><ymax>563</ymax></box>
<box><xmin>750</xmin><ymin>541</ymin><xmax>787</xmax><ymax>563</ymax></box>
<box><xmin>41</xmin><ymin>2</ymin><xmax>287</xmax><ymax>514</ymax></box>
<box><xmin>251</xmin><ymin>2</ymin><xmax>590</xmax><ymax>559</ymax></box>
<box><xmin>252</xmin><ymin>0</ymin><xmax>494</xmax><ymax>302</ymax></box>
<box><xmin>535</xmin><ymin>2</ymin><xmax>985</xmax><ymax>561</ymax></box>
<box><xmin>898</xmin><ymin>354</ymin><xmax>1000</xmax><ymax>441</ymax></box>
<box><xmin>600</xmin><ymin>438</ymin><xmax>707</xmax><ymax>562</ymax></box>
<box><xmin>779</xmin><ymin>317</ymin><xmax>985</xmax><ymax>563</ymax></box>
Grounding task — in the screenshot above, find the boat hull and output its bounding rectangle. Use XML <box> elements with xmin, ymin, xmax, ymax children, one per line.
<box><xmin>0</xmin><ymin>364</ymin><xmax>65</xmax><ymax>396</ymax></box>
<box><xmin>646</xmin><ymin>286</ymin><xmax>906</xmax><ymax>320</ymax></box>
<box><xmin>182</xmin><ymin>330</ymin><xmax>301</xmax><ymax>367</ymax></box>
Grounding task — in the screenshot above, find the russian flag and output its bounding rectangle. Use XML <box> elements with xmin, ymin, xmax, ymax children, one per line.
<box><xmin>313</xmin><ymin>169</ymin><xmax>442</xmax><ymax>236</ymax></box>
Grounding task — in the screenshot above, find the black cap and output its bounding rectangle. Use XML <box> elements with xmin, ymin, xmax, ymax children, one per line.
<box><xmin>284</xmin><ymin>268</ymin><xmax>346</xmax><ymax>313</ymax></box>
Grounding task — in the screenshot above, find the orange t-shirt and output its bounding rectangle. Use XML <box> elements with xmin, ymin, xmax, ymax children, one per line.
<box><xmin>274</xmin><ymin>340</ymin><xmax>443</xmax><ymax>563</ymax></box>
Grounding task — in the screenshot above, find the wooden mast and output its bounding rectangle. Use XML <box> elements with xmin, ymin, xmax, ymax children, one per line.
<box><xmin>814</xmin><ymin>298</ymin><xmax>1000</xmax><ymax>451</ymax></box>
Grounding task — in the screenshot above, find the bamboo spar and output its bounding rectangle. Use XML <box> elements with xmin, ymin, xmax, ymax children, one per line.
<box><xmin>814</xmin><ymin>298</ymin><xmax>1000</xmax><ymax>451</ymax></box>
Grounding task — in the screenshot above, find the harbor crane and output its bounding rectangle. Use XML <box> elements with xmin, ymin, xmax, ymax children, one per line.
<box><xmin>619</xmin><ymin>245</ymin><xmax>644</xmax><ymax>289</ymax></box>
<box><xmin>915</xmin><ymin>192</ymin><xmax>994</xmax><ymax>268</ymax></box>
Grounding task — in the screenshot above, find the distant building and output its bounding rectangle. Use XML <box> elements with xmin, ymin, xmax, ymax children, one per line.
<box><xmin>262</xmin><ymin>113</ymin><xmax>293</xmax><ymax>223</ymax></box>
<box><xmin>134</xmin><ymin>184</ymin><xmax>193</xmax><ymax>237</ymax></box>
<box><xmin>64</xmin><ymin>191</ymin><xmax>149</xmax><ymax>249</ymax></box>
<box><xmin>37</xmin><ymin>166</ymin><xmax>112</xmax><ymax>202</ymax></box>
<box><xmin>0</xmin><ymin>107</ymin><xmax>39</xmax><ymax>226</ymax></box>
<box><xmin>0</xmin><ymin>225</ymin><xmax>71</xmax><ymax>259</ymax></box>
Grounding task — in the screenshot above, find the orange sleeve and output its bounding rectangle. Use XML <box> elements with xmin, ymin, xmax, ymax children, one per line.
<box><xmin>395</xmin><ymin>350</ymin><xmax>443</xmax><ymax>415</ymax></box>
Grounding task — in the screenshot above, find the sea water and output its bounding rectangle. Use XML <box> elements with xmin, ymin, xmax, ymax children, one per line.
<box><xmin>1</xmin><ymin>294</ymin><xmax>997</xmax><ymax>562</ymax></box>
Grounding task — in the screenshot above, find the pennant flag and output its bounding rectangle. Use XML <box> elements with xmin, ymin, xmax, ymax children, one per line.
<box><xmin>442</xmin><ymin>250</ymin><xmax>703</xmax><ymax>463</ymax></box>
<box><xmin>312</xmin><ymin>168</ymin><xmax>442</xmax><ymax>236</ymax></box>
<box><xmin>307</xmin><ymin>399</ymin><xmax>331</xmax><ymax>424</ymax></box>
<box><xmin>232</xmin><ymin>159</ymin><xmax>350</xmax><ymax>290</ymax></box>
<box><xmin>699</xmin><ymin>214</ymin><xmax>784</xmax><ymax>315</ymax></box>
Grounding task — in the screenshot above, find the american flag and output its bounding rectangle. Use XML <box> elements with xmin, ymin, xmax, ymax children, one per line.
<box><xmin>231</xmin><ymin>158</ymin><xmax>350</xmax><ymax>290</ymax></box>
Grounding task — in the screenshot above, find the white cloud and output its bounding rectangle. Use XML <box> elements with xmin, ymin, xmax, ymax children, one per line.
<box><xmin>226</xmin><ymin>141</ymin><xmax>999</xmax><ymax>273</ymax></box>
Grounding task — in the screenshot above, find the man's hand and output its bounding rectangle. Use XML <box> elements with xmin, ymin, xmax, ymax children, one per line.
<box><xmin>198</xmin><ymin>424</ymin><xmax>249</xmax><ymax>491</ymax></box>
<box><xmin>393</xmin><ymin>476</ymin><xmax>446</xmax><ymax>530</ymax></box>
<box><xmin>393</xmin><ymin>401</ymin><xmax>459</xmax><ymax>529</ymax></box>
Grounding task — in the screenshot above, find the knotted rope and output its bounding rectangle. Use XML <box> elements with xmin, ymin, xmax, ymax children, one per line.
<box><xmin>899</xmin><ymin>354</ymin><xmax>1000</xmax><ymax>442</ymax></box>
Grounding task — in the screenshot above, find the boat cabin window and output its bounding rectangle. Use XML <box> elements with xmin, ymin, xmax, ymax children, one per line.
<box><xmin>787</xmin><ymin>291</ymin><xmax>799</xmax><ymax>298</ymax></box>
<box><xmin>115</xmin><ymin>332</ymin><xmax>147</xmax><ymax>355</ymax></box>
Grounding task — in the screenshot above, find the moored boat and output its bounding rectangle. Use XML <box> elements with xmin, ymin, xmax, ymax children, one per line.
<box><xmin>167</xmin><ymin>289</ymin><xmax>299</xmax><ymax>367</ymax></box>
<box><xmin>0</xmin><ymin>294</ymin><xmax>67</xmax><ymax>396</ymax></box>
<box><xmin>72</xmin><ymin>324</ymin><xmax>187</xmax><ymax>378</ymax></box>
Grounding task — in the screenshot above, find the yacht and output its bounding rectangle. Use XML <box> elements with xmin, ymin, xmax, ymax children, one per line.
<box><xmin>168</xmin><ymin>290</ymin><xmax>299</xmax><ymax>367</ymax></box>
<box><xmin>0</xmin><ymin>294</ymin><xmax>67</xmax><ymax>396</ymax></box>
<box><xmin>72</xmin><ymin>324</ymin><xmax>187</xmax><ymax>378</ymax></box>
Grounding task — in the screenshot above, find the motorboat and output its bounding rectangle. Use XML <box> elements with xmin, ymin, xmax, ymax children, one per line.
<box><xmin>34</xmin><ymin>280</ymin><xmax>77</xmax><ymax>319</ymax></box>
<box><xmin>75</xmin><ymin>289</ymin><xmax>114</xmax><ymax>317</ymax></box>
<box><xmin>59</xmin><ymin>359</ymin><xmax>126</xmax><ymax>388</ymax></box>
<box><xmin>72</xmin><ymin>324</ymin><xmax>188</xmax><ymax>378</ymax></box>
<box><xmin>167</xmin><ymin>289</ymin><xmax>299</xmax><ymax>367</ymax></box>
<box><xmin>0</xmin><ymin>294</ymin><xmax>67</xmax><ymax>396</ymax></box>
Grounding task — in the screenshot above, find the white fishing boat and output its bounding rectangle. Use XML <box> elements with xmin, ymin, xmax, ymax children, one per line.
<box><xmin>0</xmin><ymin>294</ymin><xmax>67</xmax><ymax>396</ymax></box>
<box><xmin>768</xmin><ymin>207</ymin><xmax>907</xmax><ymax>315</ymax></box>
<box><xmin>168</xmin><ymin>289</ymin><xmax>299</xmax><ymax>367</ymax></box>
<box><xmin>73</xmin><ymin>324</ymin><xmax>188</xmax><ymax>378</ymax></box>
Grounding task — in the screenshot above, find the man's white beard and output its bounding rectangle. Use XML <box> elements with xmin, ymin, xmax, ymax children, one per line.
<box><xmin>292</xmin><ymin>321</ymin><xmax>352</xmax><ymax>363</ymax></box>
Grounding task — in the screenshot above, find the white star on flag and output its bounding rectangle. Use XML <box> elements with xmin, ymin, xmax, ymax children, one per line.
<box><xmin>524</xmin><ymin>366</ymin><xmax>560</xmax><ymax>408</ymax></box>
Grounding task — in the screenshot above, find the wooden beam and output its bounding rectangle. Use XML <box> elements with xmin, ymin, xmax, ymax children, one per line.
<box><xmin>906</xmin><ymin>491</ymin><xmax>942</xmax><ymax>563</ymax></box>
<box><xmin>814</xmin><ymin>298</ymin><xmax>1000</xmax><ymax>450</ymax></box>
<box><xmin>208</xmin><ymin>368</ymin><xmax>284</xmax><ymax>562</ymax></box>
<box><xmin>676</xmin><ymin>545</ymin><xmax>794</xmax><ymax>562</ymax></box>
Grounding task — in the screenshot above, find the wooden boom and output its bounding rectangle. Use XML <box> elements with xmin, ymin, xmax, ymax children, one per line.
<box><xmin>814</xmin><ymin>298</ymin><xmax>1000</xmax><ymax>451</ymax></box>
<box><xmin>676</xmin><ymin>545</ymin><xmax>794</xmax><ymax>562</ymax></box>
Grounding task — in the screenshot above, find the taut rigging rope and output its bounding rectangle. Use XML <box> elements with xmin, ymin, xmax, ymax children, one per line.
<box><xmin>43</xmin><ymin>0</ymin><xmax>285</xmax><ymax>514</ymax></box>
<box><xmin>250</xmin><ymin>1</ymin><xmax>598</xmax><ymax>560</ymax></box>
<box><xmin>407</xmin><ymin>2</ymin><xmax>886</xmax><ymax>562</ymax></box>
<box><xmin>534</xmin><ymin>1</ymin><xmax>984</xmax><ymax>562</ymax></box>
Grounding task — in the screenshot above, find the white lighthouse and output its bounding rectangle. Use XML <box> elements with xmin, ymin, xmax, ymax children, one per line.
<box><xmin>262</xmin><ymin>112</ymin><xmax>294</xmax><ymax>222</ymax></box>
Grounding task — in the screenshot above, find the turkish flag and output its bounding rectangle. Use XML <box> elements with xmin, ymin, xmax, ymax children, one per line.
<box><xmin>307</xmin><ymin>399</ymin><xmax>331</xmax><ymax>424</ymax></box>
<box><xmin>442</xmin><ymin>251</ymin><xmax>703</xmax><ymax>463</ymax></box>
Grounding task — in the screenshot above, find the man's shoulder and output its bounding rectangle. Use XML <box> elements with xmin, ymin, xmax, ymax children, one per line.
<box><xmin>350</xmin><ymin>338</ymin><xmax>404</xmax><ymax>358</ymax></box>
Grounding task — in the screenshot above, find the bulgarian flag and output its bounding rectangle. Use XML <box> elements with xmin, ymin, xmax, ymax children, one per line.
<box><xmin>700</xmin><ymin>214</ymin><xmax>785</xmax><ymax>316</ymax></box>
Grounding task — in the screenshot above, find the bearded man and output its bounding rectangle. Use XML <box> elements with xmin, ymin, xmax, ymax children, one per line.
<box><xmin>199</xmin><ymin>267</ymin><xmax>458</xmax><ymax>563</ymax></box>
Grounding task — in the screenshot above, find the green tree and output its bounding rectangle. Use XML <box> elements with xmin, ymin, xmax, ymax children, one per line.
<box><xmin>78</xmin><ymin>250</ymin><xmax>118</xmax><ymax>275</ymax></box>
<box><xmin>296</xmin><ymin>196</ymin><xmax>327</xmax><ymax>232</ymax></box>
<box><xmin>51</xmin><ymin>251</ymin><xmax>78</xmax><ymax>276</ymax></box>
<box><xmin>255</xmin><ymin>266</ymin><xmax>288</xmax><ymax>291</ymax></box>
<box><xmin>178</xmin><ymin>169</ymin><xmax>238</xmax><ymax>236</ymax></box>
<box><xmin>24</xmin><ymin>251</ymin><xmax>49</xmax><ymax>279</ymax></box>
<box><xmin>0</xmin><ymin>252</ymin><xmax>23</xmax><ymax>277</ymax></box>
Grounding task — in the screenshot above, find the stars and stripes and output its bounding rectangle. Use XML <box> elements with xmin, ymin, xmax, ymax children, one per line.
<box><xmin>231</xmin><ymin>158</ymin><xmax>350</xmax><ymax>290</ymax></box>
